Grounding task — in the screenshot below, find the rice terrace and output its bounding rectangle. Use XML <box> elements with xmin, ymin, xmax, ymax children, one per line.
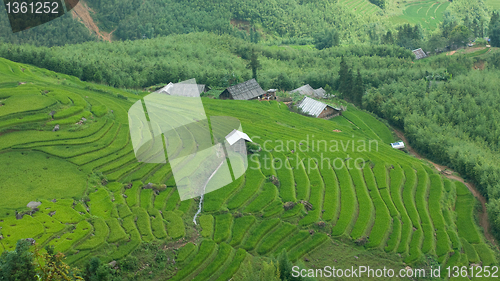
<box><xmin>0</xmin><ymin>52</ymin><xmax>498</xmax><ymax>280</ymax></box>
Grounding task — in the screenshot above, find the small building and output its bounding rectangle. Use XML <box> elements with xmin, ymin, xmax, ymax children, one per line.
<box><xmin>390</xmin><ymin>141</ymin><xmax>405</xmax><ymax>150</ymax></box>
<box><xmin>154</xmin><ymin>82</ymin><xmax>208</xmax><ymax>97</ymax></box>
<box><xmin>290</xmin><ymin>84</ymin><xmax>328</xmax><ymax>98</ymax></box>
<box><xmin>219</xmin><ymin>79</ymin><xmax>266</xmax><ymax>100</ymax></box>
<box><xmin>412</xmin><ymin>48</ymin><xmax>427</xmax><ymax>60</ymax></box>
<box><xmin>297</xmin><ymin>97</ymin><xmax>341</xmax><ymax>119</ymax></box>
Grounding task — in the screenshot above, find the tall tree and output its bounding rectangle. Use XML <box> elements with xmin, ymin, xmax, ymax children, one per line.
<box><xmin>490</xmin><ymin>12</ymin><xmax>500</xmax><ymax>47</ymax></box>
<box><xmin>246</xmin><ymin>48</ymin><xmax>262</xmax><ymax>80</ymax></box>
<box><xmin>353</xmin><ymin>69</ymin><xmax>364</xmax><ymax>106</ymax></box>
<box><xmin>0</xmin><ymin>240</ymin><xmax>37</xmax><ymax>281</ymax></box>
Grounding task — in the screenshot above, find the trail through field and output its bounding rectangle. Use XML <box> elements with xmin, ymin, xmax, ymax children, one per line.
<box><xmin>394</xmin><ymin>129</ymin><xmax>497</xmax><ymax>247</ymax></box>
<box><xmin>71</xmin><ymin>0</ymin><xmax>113</xmax><ymax>42</ymax></box>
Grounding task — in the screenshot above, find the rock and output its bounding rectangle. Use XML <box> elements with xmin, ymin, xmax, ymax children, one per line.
<box><xmin>27</xmin><ymin>201</ymin><xmax>42</xmax><ymax>209</ymax></box>
<box><xmin>309</xmin><ymin>230</ymin><xmax>315</xmax><ymax>235</ymax></box>
<box><xmin>82</xmin><ymin>117</ymin><xmax>87</xmax><ymax>122</ymax></box>
<box><xmin>109</xmin><ymin>261</ymin><xmax>117</xmax><ymax>267</ymax></box>
<box><xmin>53</xmin><ymin>125</ymin><xmax>60</xmax><ymax>132</ymax></box>
<box><xmin>110</xmin><ymin>110</ymin><xmax>114</xmax><ymax>113</ymax></box>
<box><xmin>16</xmin><ymin>213</ymin><xmax>24</xmax><ymax>220</ymax></box>
<box><xmin>143</xmin><ymin>183</ymin><xmax>154</xmax><ymax>189</ymax></box>
<box><xmin>25</xmin><ymin>238</ymin><xmax>36</xmax><ymax>245</ymax></box>
<box><xmin>123</xmin><ymin>194</ymin><xmax>128</xmax><ymax>198</ymax></box>
<box><xmin>49</xmin><ymin>111</ymin><xmax>56</xmax><ymax>117</ymax></box>
<box><xmin>283</xmin><ymin>202</ymin><xmax>296</xmax><ymax>211</ymax></box>
<box><xmin>51</xmin><ymin>199</ymin><xmax>57</xmax><ymax>203</ymax></box>
<box><xmin>49</xmin><ymin>211</ymin><xmax>56</xmax><ymax>217</ymax></box>
<box><xmin>316</xmin><ymin>221</ymin><xmax>325</xmax><ymax>228</ymax></box>
<box><xmin>0</xmin><ymin>235</ymin><xmax>3</xmax><ymax>240</ymax></box>
<box><xmin>304</xmin><ymin>257</ymin><xmax>309</xmax><ymax>262</ymax></box>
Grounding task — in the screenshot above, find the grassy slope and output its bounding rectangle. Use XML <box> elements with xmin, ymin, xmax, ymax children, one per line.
<box><xmin>0</xmin><ymin>57</ymin><xmax>497</xmax><ymax>277</ymax></box>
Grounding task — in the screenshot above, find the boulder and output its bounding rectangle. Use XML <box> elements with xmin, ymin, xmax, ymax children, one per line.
<box><xmin>53</xmin><ymin>125</ymin><xmax>60</xmax><ymax>132</ymax></box>
<box><xmin>27</xmin><ymin>201</ymin><xmax>42</xmax><ymax>209</ymax></box>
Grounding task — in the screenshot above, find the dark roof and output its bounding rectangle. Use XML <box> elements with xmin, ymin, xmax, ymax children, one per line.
<box><xmin>412</xmin><ymin>48</ymin><xmax>427</xmax><ymax>60</ymax></box>
<box><xmin>224</xmin><ymin>79</ymin><xmax>265</xmax><ymax>100</ymax></box>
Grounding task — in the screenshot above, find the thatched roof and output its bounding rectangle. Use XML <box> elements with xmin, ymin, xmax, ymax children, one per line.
<box><xmin>223</xmin><ymin>79</ymin><xmax>265</xmax><ymax>100</ymax></box>
<box><xmin>412</xmin><ymin>48</ymin><xmax>427</xmax><ymax>60</ymax></box>
<box><xmin>290</xmin><ymin>84</ymin><xmax>315</xmax><ymax>96</ymax></box>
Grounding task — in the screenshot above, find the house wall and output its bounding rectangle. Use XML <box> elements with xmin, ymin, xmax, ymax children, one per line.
<box><xmin>219</xmin><ymin>90</ymin><xmax>234</xmax><ymax>100</ymax></box>
<box><xmin>318</xmin><ymin>107</ymin><xmax>340</xmax><ymax>119</ymax></box>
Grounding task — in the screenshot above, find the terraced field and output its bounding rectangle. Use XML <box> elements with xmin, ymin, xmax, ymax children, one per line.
<box><xmin>389</xmin><ymin>0</ymin><xmax>450</xmax><ymax>30</ymax></box>
<box><xmin>338</xmin><ymin>0</ymin><xmax>381</xmax><ymax>16</ymax></box>
<box><xmin>0</xmin><ymin>57</ymin><xmax>497</xmax><ymax>279</ymax></box>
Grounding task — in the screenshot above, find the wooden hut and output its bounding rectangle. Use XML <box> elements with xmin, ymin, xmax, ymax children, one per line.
<box><xmin>219</xmin><ymin>79</ymin><xmax>265</xmax><ymax>100</ymax></box>
<box><xmin>297</xmin><ymin>97</ymin><xmax>341</xmax><ymax>119</ymax></box>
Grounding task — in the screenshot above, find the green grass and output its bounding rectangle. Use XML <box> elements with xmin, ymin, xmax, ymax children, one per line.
<box><xmin>273</xmin><ymin>152</ymin><xmax>296</xmax><ymax>202</ymax></box>
<box><xmin>192</xmin><ymin>243</ymin><xmax>232</xmax><ymax>281</ymax></box>
<box><xmin>244</xmin><ymin>182</ymin><xmax>278</xmax><ymax>213</ymax></box>
<box><xmin>257</xmin><ymin>222</ymin><xmax>296</xmax><ymax>255</ymax></box>
<box><xmin>170</xmin><ymin>240</ymin><xmax>216</xmax><ymax>281</ymax></box>
<box><xmin>124</xmin><ymin>181</ymin><xmax>142</xmax><ymax>208</ymax></box>
<box><xmin>89</xmin><ymin>188</ymin><xmax>114</xmax><ymax>219</ymax></box>
<box><xmin>177</xmin><ymin>242</ymin><xmax>196</xmax><ymax>263</ymax></box>
<box><xmin>241</xmin><ymin>218</ymin><xmax>280</xmax><ymax>251</ymax></box>
<box><xmin>106</xmin><ymin>218</ymin><xmax>128</xmax><ymax>243</ymax></box>
<box><xmin>288</xmin><ymin>233</ymin><xmax>328</xmax><ymax>262</ymax></box>
<box><xmin>349</xmin><ymin>167</ymin><xmax>374</xmax><ymax>240</ymax></box>
<box><xmin>0</xmin><ymin>151</ymin><xmax>87</xmax><ymax>216</ymax></box>
<box><xmin>292</xmin><ymin>158</ymin><xmax>310</xmax><ymax>201</ymax></box>
<box><xmin>214</xmin><ymin>213</ymin><xmax>233</xmax><ymax>243</ymax></box>
<box><xmin>199</xmin><ymin>215</ymin><xmax>214</xmax><ymax>239</ymax></box>
<box><xmin>414</xmin><ymin>166</ymin><xmax>434</xmax><ymax>254</ymax></box>
<box><xmin>163</xmin><ymin>211</ymin><xmax>185</xmax><ymax>239</ymax></box>
<box><xmin>76</xmin><ymin>218</ymin><xmax>109</xmax><ymax>250</ymax></box>
<box><xmin>390</xmin><ymin>0</ymin><xmax>450</xmax><ymax>31</ymax></box>
<box><xmin>363</xmin><ymin>166</ymin><xmax>391</xmax><ymax>248</ymax></box>
<box><xmin>455</xmin><ymin>182</ymin><xmax>481</xmax><ymax>244</ymax></box>
<box><xmin>215</xmin><ymin>248</ymin><xmax>247</xmax><ymax>281</ymax></box>
<box><xmin>150</xmin><ymin>208</ymin><xmax>168</xmax><ymax>239</ymax></box>
<box><xmin>132</xmin><ymin>207</ymin><xmax>155</xmax><ymax>242</ymax></box>
<box><xmin>320</xmin><ymin>163</ymin><xmax>339</xmax><ymax>222</ymax></box>
<box><xmin>229</xmin><ymin>216</ymin><xmax>256</xmax><ymax>246</ymax></box>
<box><xmin>226</xmin><ymin>167</ymin><xmax>265</xmax><ymax>209</ymax></box>
<box><xmin>331</xmin><ymin>164</ymin><xmax>357</xmax><ymax>236</ymax></box>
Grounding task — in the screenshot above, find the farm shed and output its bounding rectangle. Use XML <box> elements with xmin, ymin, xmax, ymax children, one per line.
<box><xmin>154</xmin><ymin>82</ymin><xmax>208</xmax><ymax>96</ymax></box>
<box><xmin>297</xmin><ymin>97</ymin><xmax>341</xmax><ymax>119</ymax></box>
<box><xmin>219</xmin><ymin>79</ymin><xmax>266</xmax><ymax>100</ymax></box>
<box><xmin>412</xmin><ymin>48</ymin><xmax>427</xmax><ymax>60</ymax></box>
<box><xmin>290</xmin><ymin>84</ymin><xmax>327</xmax><ymax>98</ymax></box>
<box><xmin>390</xmin><ymin>141</ymin><xmax>405</xmax><ymax>149</ymax></box>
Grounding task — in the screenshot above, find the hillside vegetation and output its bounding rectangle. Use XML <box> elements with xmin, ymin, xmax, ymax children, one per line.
<box><xmin>0</xmin><ymin>57</ymin><xmax>497</xmax><ymax>279</ymax></box>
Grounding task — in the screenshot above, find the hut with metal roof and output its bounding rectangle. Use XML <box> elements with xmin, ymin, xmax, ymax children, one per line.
<box><xmin>297</xmin><ymin>97</ymin><xmax>341</xmax><ymax>119</ymax></box>
<box><xmin>291</xmin><ymin>84</ymin><xmax>328</xmax><ymax>98</ymax></box>
<box><xmin>219</xmin><ymin>79</ymin><xmax>265</xmax><ymax>100</ymax></box>
<box><xmin>412</xmin><ymin>48</ymin><xmax>427</xmax><ymax>60</ymax></box>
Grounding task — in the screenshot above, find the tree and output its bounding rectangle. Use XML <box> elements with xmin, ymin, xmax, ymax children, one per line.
<box><xmin>0</xmin><ymin>240</ymin><xmax>37</xmax><ymax>281</ymax></box>
<box><xmin>353</xmin><ymin>69</ymin><xmax>364</xmax><ymax>106</ymax></box>
<box><xmin>490</xmin><ymin>12</ymin><xmax>500</xmax><ymax>47</ymax></box>
<box><xmin>246</xmin><ymin>48</ymin><xmax>262</xmax><ymax>80</ymax></box>
<box><xmin>34</xmin><ymin>246</ymin><xmax>83</xmax><ymax>281</ymax></box>
<box><xmin>449</xmin><ymin>25</ymin><xmax>471</xmax><ymax>49</ymax></box>
<box><xmin>314</xmin><ymin>29</ymin><xmax>340</xmax><ymax>50</ymax></box>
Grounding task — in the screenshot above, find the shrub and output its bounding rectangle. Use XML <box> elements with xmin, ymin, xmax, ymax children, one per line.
<box><xmin>214</xmin><ymin>213</ymin><xmax>233</xmax><ymax>243</ymax></box>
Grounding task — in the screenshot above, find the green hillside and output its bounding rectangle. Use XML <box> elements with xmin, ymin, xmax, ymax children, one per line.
<box><xmin>0</xmin><ymin>57</ymin><xmax>497</xmax><ymax>279</ymax></box>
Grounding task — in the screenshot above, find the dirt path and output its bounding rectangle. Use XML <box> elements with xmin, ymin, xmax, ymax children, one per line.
<box><xmin>394</xmin><ymin>129</ymin><xmax>497</xmax><ymax>247</ymax></box>
<box><xmin>71</xmin><ymin>0</ymin><xmax>113</xmax><ymax>42</ymax></box>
